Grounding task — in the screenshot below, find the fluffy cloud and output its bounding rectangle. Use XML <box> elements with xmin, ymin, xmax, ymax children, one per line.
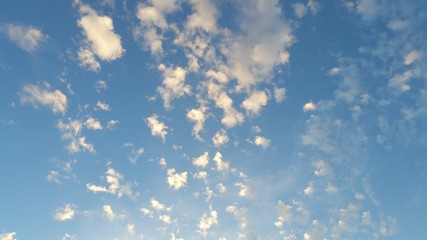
<box><xmin>103</xmin><ymin>205</ymin><xmax>115</xmax><ymax>221</ymax></box>
<box><xmin>207</xmin><ymin>82</ymin><xmax>244</xmax><ymax>128</ymax></box>
<box><xmin>186</xmin><ymin>0</ymin><xmax>218</xmax><ymax>33</ymax></box>
<box><xmin>167</xmin><ymin>168</ymin><xmax>188</xmax><ymax>190</ymax></box>
<box><xmin>274</xmin><ymin>87</ymin><xmax>286</xmax><ymax>103</ymax></box>
<box><xmin>95</xmin><ymin>101</ymin><xmax>111</xmax><ymax>111</ymax></box>
<box><xmin>75</xmin><ymin>0</ymin><xmax>124</xmax><ymax>70</ymax></box>
<box><xmin>303</xmin><ymin>182</ymin><xmax>315</xmax><ymax>196</ymax></box>
<box><xmin>198</xmin><ymin>210</ymin><xmax>219</xmax><ymax>237</ymax></box>
<box><xmin>193</xmin><ymin>152</ymin><xmax>209</xmax><ymax>168</ymax></box>
<box><xmin>145</xmin><ymin>114</ymin><xmax>168</xmax><ymax>142</ymax></box>
<box><xmin>241</xmin><ymin>90</ymin><xmax>268</xmax><ymax>116</ymax></box>
<box><xmin>253</xmin><ymin>136</ymin><xmax>271</xmax><ymax>149</ymax></box>
<box><xmin>20</xmin><ymin>82</ymin><xmax>67</xmax><ymax>114</ymax></box>
<box><xmin>57</xmin><ymin>119</ymin><xmax>95</xmax><ymax>153</ymax></box>
<box><xmin>157</xmin><ymin>64</ymin><xmax>191</xmax><ymax>109</ymax></box>
<box><xmin>313</xmin><ymin>160</ymin><xmax>332</xmax><ymax>178</ymax></box>
<box><xmin>0</xmin><ymin>232</ymin><xmax>16</xmax><ymax>240</ymax></box>
<box><xmin>293</xmin><ymin>2</ymin><xmax>308</xmax><ymax>18</ymax></box>
<box><xmin>84</xmin><ymin>117</ymin><xmax>103</xmax><ymax>130</ymax></box>
<box><xmin>303</xmin><ymin>101</ymin><xmax>316</xmax><ymax>112</ymax></box>
<box><xmin>212</xmin><ymin>152</ymin><xmax>230</xmax><ymax>172</ymax></box>
<box><xmin>186</xmin><ymin>105</ymin><xmax>207</xmax><ymax>140</ymax></box>
<box><xmin>1</xmin><ymin>23</ymin><xmax>47</xmax><ymax>52</ymax></box>
<box><xmin>86</xmin><ymin>168</ymin><xmax>134</xmax><ymax>198</ymax></box>
<box><xmin>212</xmin><ymin>129</ymin><xmax>229</xmax><ymax>147</ymax></box>
<box><xmin>127</xmin><ymin>224</ymin><xmax>135</xmax><ymax>236</ymax></box>
<box><xmin>54</xmin><ymin>204</ymin><xmax>76</xmax><ymax>222</ymax></box>
<box><xmin>274</xmin><ymin>201</ymin><xmax>293</xmax><ymax>228</ymax></box>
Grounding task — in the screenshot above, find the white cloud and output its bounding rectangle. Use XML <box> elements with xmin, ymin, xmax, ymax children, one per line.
<box><xmin>404</xmin><ymin>50</ymin><xmax>421</xmax><ymax>65</ymax></box>
<box><xmin>217</xmin><ymin>183</ymin><xmax>227</xmax><ymax>193</ymax></box>
<box><xmin>54</xmin><ymin>204</ymin><xmax>76</xmax><ymax>222</ymax></box>
<box><xmin>78</xmin><ymin>47</ymin><xmax>101</xmax><ymax>71</ymax></box>
<box><xmin>150</xmin><ymin>198</ymin><xmax>169</xmax><ymax>212</ymax></box>
<box><xmin>274</xmin><ymin>201</ymin><xmax>293</xmax><ymax>228</ymax></box>
<box><xmin>84</xmin><ymin>117</ymin><xmax>103</xmax><ymax>130</ymax></box>
<box><xmin>212</xmin><ymin>152</ymin><xmax>230</xmax><ymax>172</ymax></box>
<box><xmin>20</xmin><ymin>82</ymin><xmax>67</xmax><ymax>114</ymax></box>
<box><xmin>107</xmin><ymin>119</ymin><xmax>119</xmax><ymax>129</ymax></box>
<box><xmin>293</xmin><ymin>2</ymin><xmax>308</xmax><ymax>18</ymax></box>
<box><xmin>187</xmin><ymin>105</ymin><xmax>207</xmax><ymax>140</ymax></box>
<box><xmin>95</xmin><ymin>101</ymin><xmax>111</xmax><ymax>111</ymax></box>
<box><xmin>127</xmin><ymin>224</ymin><xmax>135</xmax><ymax>236</ymax></box>
<box><xmin>206</xmin><ymin>69</ymin><xmax>228</xmax><ymax>84</ymax></box>
<box><xmin>193</xmin><ymin>152</ymin><xmax>209</xmax><ymax>168</ymax></box>
<box><xmin>62</xmin><ymin>233</ymin><xmax>77</xmax><ymax>240</ymax></box>
<box><xmin>253</xmin><ymin>136</ymin><xmax>271</xmax><ymax>149</ymax></box>
<box><xmin>167</xmin><ymin>168</ymin><xmax>188</xmax><ymax>190</ymax></box>
<box><xmin>159</xmin><ymin>214</ymin><xmax>171</xmax><ymax>224</ymax></box>
<box><xmin>194</xmin><ymin>171</ymin><xmax>208</xmax><ymax>182</ymax></box>
<box><xmin>212</xmin><ymin>129</ymin><xmax>229</xmax><ymax>147</ymax></box>
<box><xmin>1</xmin><ymin>24</ymin><xmax>47</xmax><ymax>52</ymax></box>
<box><xmin>355</xmin><ymin>0</ymin><xmax>382</xmax><ymax>21</ymax></box>
<box><xmin>75</xmin><ymin>1</ymin><xmax>125</xmax><ymax>62</ymax></box>
<box><xmin>303</xmin><ymin>182</ymin><xmax>315</xmax><ymax>196</ymax></box>
<box><xmin>198</xmin><ymin>210</ymin><xmax>218</xmax><ymax>237</ymax></box>
<box><xmin>103</xmin><ymin>205</ymin><xmax>115</xmax><ymax>221</ymax></box>
<box><xmin>57</xmin><ymin>119</ymin><xmax>95</xmax><ymax>153</ymax></box>
<box><xmin>145</xmin><ymin>114</ymin><xmax>168</xmax><ymax>142</ymax></box>
<box><xmin>96</xmin><ymin>80</ymin><xmax>107</xmax><ymax>92</ymax></box>
<box><xmin>241</xmin><ymin>90</ymin><xmax>268</xmax><ymax>116</ymax></box>
<box><xmin>157</xmin><ymin>64</ymin><xmax>191</xmax><ymax>110</ymax></box>
<box><xmin>186</xmin><ymin>0</ymin><xmax>218</xmax><ymax>33</ymax></box>
<box><xmin>235</xmin><ymin>182</ymin><xmax>255</xmax><ymax>198</ymax></box>
<box><xmin>0</xmin><ymin>232</ymin><xmax>16</xmax><ymax>240</ymax></box>
<box><xmin>274</xmin><ymin>87</ymin><xmax>286</xmax><ymax>103</ymax></box>
<box><xmin>207</xmin><ymin>82</ymin><xmax>244</xmax><ymax>128</ymax></box>
<box><xmin>313</xmin><ymin>160</ymin><xmax>332</xmax><ymax>178</ymax></box>
<box><xmin>86</xmin><ymin>168</ymin><xmax>134</xmax><ymax>198</ymax></box>
<box><xmin>303</xmin><ymin>101</ymin><xmax>316</xmax><ymax>112</ymax></box>
<box><xmin>328</xmin><ymin>67</ymin><xmax>340</xmax><ymax>75</ymax></box>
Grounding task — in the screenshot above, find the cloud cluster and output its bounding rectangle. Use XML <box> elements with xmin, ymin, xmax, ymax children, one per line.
<box><xmin>20</xmin><ymin>82</ymin><xmax>67</xmax><ymax>115</ymax></box>
<box><xmin>1</xmin><ymin>23</ymin><xmax>47</xmax><ymax>52</ymax></box>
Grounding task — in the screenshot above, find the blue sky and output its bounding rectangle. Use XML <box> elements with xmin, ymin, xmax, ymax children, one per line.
<box><xmin>1</xmin><ymin>0</ymin><xmax>426</xmax><ymax>239</ymax></box>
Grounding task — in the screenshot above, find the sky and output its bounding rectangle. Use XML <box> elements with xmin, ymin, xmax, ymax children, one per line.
<box><xmin>0</xmin><ymin>0</ymin><xmax>426</xmax><ymax>239</ymax></box>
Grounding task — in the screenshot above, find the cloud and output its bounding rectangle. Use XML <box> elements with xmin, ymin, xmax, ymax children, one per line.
<box><xmin>198</xmin><ymin>210</ymin><xmax>219</xmax><ymax>237</ymax></box>
<box><xmin>303</xmin><ymin>102</ymin><xmax>317</xmax><ymax>112</ymax></box>
<box><xmin>1</xmin><ymin>23</ymin><xmax>47</xmax><ymax>52</ymax></box>
<box><xmin>145</xmin><ymin>114</ymin><xmax>168</xmax><ymax>142</ymax></box>
<box><xmin>103</xmin><ymin>205</ymin><xmax>115</xmax><ymax>221</ymax></box>
<box><xmin>274</xmin><ymin>201</ymin><xmax>293</xmax><ymax>228</ymax></box>
<box><xmin>274</xmin><ymin>87</ymin><xmax>286</xmax><ymax>103</ymax></box>
<box><xmin>57</xmin><ymin>119</ymin><xmax>95</xmax><ymax>153</ymax></box>
<box><xmin>157</xmin><ymin>64</ymin><xmax>191</xmax><ymax>109</ymax></box>
<box><xmin>123</xmin><ymin>142</ymin><xmax>144</xmax><ymax>164</ymax></box>
<box><xmin>193</xmin><ymin>152</ymin><xmax>209</xmax><ymax>168</ymax></box>
<box><xmin>62</xmin><ymin>233</ymin><xmax>77</xmax><ymax>240</ymax></box>
<box><xmin>86</xmin><ymin>167</ymin><xmax>134</xmax><ymax>198</ymax></box>
<box><xmin>207</xmin><ymin>82</ymin><xmax>244</xmax><ymax>128</ymax></box>
<box><xmin>54</xmin><ymin>204</ymin><xmax>76</xmax><ymax>222</ymax></box>
<box><xmin>235</xmin><ymin>182</ymin><xmax>255</xmax><ymax>198</ymax></box>
<box><xmin>0</xmin><ymin>232</ymin><xmax>16</xmax><ymax>240</ymax></box>
<box><xmin>241</xmin><ymin>90</ymin><xmax>268</xmax><ymax>116</ymax></box>
<box><xmin>303</xmin><ymin>182</ymin><xmax>315</xmax><ymax>196</ymax></box>
<box><xmin>78</xmin><ymin>47</ymin><xmax>101</xmax><ymax>71</ymax></box>
<box><xmin>96</xmin><ymin>80</ymin><xmax>107</xmax><ymax>92</ymax></box>
<box><xmin>159</xmin><ymin>214</ymin><xmax>171</xmax><ymax>224</ymax></box>
<box><xmin>84</xmin><ymin>117</ymin><xmax>103</xmax><ymax>130</ymax></box>
<box><xmin>20</xmin><ymin>82</ymin><xmax>67</xmax><ymax>114</ymax></box>
<box><xmin>187</xmin><ymin>105</ymin><xmax>207</xmax><ymax>140</ymax></box>
<box><xmin>293</xmin><ymin>2</ymin><xmax>308</xmax><ymax>18</ymax></box>
<box><xmin>212</xmin><ymin>129</ymin><xmax>229</xmax><ymax>147</ymax></box>
<box><xmin>95</xmin><ymin>101</ymin><xmax>111</xmax><ymax>111</ymax></box>
<box><xmin>186</xmin><ymin>0</ymin><xmax>218</xmax><ymax>33</ymax></box>
<box><xmin>167</xmin><ymin>168</ymin><xmax>188</xmax><ymax>190</ymax></box>
<box><xmin>150</xmin><ymin>198</ymin><xmax>169</xmax><ymax>212</ymax></box>
<box><xmin>127</xmin><ymin>224</ymin><xmax>135</xmax><ymax>236</ymax></box>
<box><xmin>253</xmin><ymin>136</ymin><xmax>271</xmax><ymax>149</ymax></box>
<box><xmin>212</xmin><ymin>152</ymin><xmax>230</xmax><ymax>172</ymax></box>
<box><xmin>404</xmin><ymin>50</ymin><xmax>422</xmax><ymax>65</ymax></box>
<box><xmin>75</xmin><ymin>1</ymin><xmax>125</xmax><ymax>61</ymax></box>
<box><xmin>313</xmin><ymin>160</ymin><xmax>333</xmax><ymax>178</ymax></box>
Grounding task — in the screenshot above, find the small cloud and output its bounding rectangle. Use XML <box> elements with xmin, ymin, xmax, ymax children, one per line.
<box><xmin>54</xmin><ymin>204</ymin><xmax>76</xmax><ymax>222</ymax></box>
<box><xmin>328</xmin><ymin>67</ymin><xmax>340</xmax><ymax>75</ymax></box>
<box><xmin>212</xmin><ymin>129</ymin><xmax>229</xmax><ymax>147</ymax></box>
<box><xmin>274</xmin><ymin>87</ymin><xmax>286</xmax><ymax>103</ymax></box>
<box><xmin>157</xmin><ymin>64</ymin><xmax>191</xmax><ymax>110</ymax></box>
<box><xmin>96</xmin><ymin>80</ymin><xmax>107</xmax><ymax>92</ymax></box>
<box><xmin>84</xmin><ymin>117</ymin><xmax>103</xmax><ymax>130</ymax></box>
<box><xmin>167</xmin><ymin>168</ymin><xmax>188</xmax><ymax>190</ymax></box>
<box><xmin>253</xmin><ymin>136</ymin><xmax>271</xmax><ymax>149</ymax></box>
<box><xmin>107</xmin><ymin>119</ymin><xmax>119</xmax><ymax>129</ymax></box>
<box><xmin>303</xmin><ymin>101</ymin><xmax>316</xmax><ymax>112</ymax></box>
<box><xmin>20</xmin><ymin>82</ymin><xmax>67</xmax><ymax>115</ymax></box>
<box><xmin>293</xmin><ymin>2</ymin><xmax>308</xmax><ymax>18</ymax></box>
<box><xmin>145</xmin><ymin>115</ymin><xmax>168</xmax><ymax>142</ymax></box>
<box><xmin>303</xmin><ymin>182</ymin><xmax>315</xmax><ymax>196</ymax></box>
<box><xmin>241</xmin><ymin>90</ymin><xmax>268</xmax><ymax>116</ymax></box>
<box><xmin>212</xmin><ymin>152</ymin><xmax>229</xmax><ymax>172</ymax></box>
<box><xmin>95</xmin><ymin>101</ymin><xmax>111</xmax><ymax>111</ymax></box>
<box><xmin>193</xmin><ymin>152</ymin><xmax>209</xmax><ymax>168</ymax></box>
<box><xmin>103</xmin><ymin>205</ymin><xmax>115</xmax><ymax>221</ymax></box>
<box><xmin>1</xmin><ymin>23</ymin><xmax>47</xmax><ymax>52</ymax></box>
<box><xmin>187</xmin><ymin>105</ymin><xmax>207</xmax><ymax>140</ymax></box>
<box><xmin>404</xmin><ymin>50</ymin><xmax>421</xmax><ymax>65</ymax></box>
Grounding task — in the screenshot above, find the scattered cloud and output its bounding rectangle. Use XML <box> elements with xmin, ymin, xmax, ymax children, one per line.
<box><xmin>167</xmin><ymin>168</ymin><xmax>188</xmax><ymax>190</ymax></box>
<box><xmin>145</xmin><ymin>114</ymin><xmax>168</xmax><ymax>142</ymax></box>
<box><xmin>54</xmin><ymin>204</ymin><xmax>76</xmax><ymax>222</ymax></box>
<box><xmin>253</xmin><ymin>136</ymin><xmax>271</xmax><ymax>149</ymax></box>
<box><xmin>86</xmin><ymin>167</ymin><xmax>134</xmax><ymax>198</ymax></box>
<box><xmin>103</xmin><ymin>205</ymin><xmax>115</xmax><ymax>221</ymax></box>
<box><xmin>0</xmin><ymin>232</ymin><xmax>16</xmax><ymax>240</ymax></box>
<box><xmin>212</xmin><ymin>129</ymin><xmax>229</xmax><ymax>147</ymax></box>
<box><xmin>157</xmin><ymin>64</ymin><xmax>191</xmax><ymax>110</ymax></box>
<box><xmin>241</xmin><ymin>90</ymin><xmax>268</xmax><ymax>116</ymax></box>
<box><xmin>303</xmin><ymin>101</ymin><xmax>316</xmax><ymax>112</ymax></box>
<box><xmin>212</xmin><ymin>152</ymin><xmax>230</xmax><ymax>172</ymax></box>
<box><xmin>198</xmin><ymin>210</ymin><xmax>218</xmax><ymax>237</ymax></box>
<box><xmin>95</xmin><ymin>101</ymin><xmax>111</xmax><ymax>111</ymax></box>
<box><xmin>20</xmin><ymin>82</ymin><xmax>67</xmax><ymax>114</ymax></box>
<box><xmin>193</xmin><ymin>152</ymin><xmax>209</xmax><ymax>168</ymax></box>
<box><xmin>187</xmin><ymin>105</ymin><xmax>207</xmax><ymax>140</ymax></box>
<box><xmin>1</xmin><ymin>23</ymin><xmax>47</xmax><ymax>52</ymax></box>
